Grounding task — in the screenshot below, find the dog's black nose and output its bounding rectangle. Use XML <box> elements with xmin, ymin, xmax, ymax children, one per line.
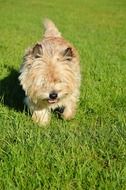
<box><xmin>49</xmin><ymin>92</ymin><xmax>58</xmax><ymax>99</ymax></box>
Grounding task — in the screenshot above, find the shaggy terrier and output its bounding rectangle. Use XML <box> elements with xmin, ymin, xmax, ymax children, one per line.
<box><xmin>19</xmin><ymin>19</ymin><xmax>81</xmax><ymax>125</ymax></box>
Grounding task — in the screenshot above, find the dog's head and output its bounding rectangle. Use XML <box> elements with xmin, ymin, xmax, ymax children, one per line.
<box><xmin>19</xmin><ymin>20</ymin><xmax>80</xmax><ymax>107</ymax></box>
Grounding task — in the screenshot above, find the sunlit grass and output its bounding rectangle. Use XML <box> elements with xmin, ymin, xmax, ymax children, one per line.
<box><xmin>0</xmin><ymin>0</ymin><xmax>126</xmax><ymax>189</ymax></box>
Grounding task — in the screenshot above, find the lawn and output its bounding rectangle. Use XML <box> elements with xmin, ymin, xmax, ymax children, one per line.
<box><xmin>0</xmin><ymin>0</ymin><xmax>126</xmax><ymax>189</ymax></box>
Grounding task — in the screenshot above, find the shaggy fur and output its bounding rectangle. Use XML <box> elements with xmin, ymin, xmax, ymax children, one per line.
<box><xmin>19</xmin><ymin>19</ymin><xmax>81</xmax><ymax>125</ymax></box>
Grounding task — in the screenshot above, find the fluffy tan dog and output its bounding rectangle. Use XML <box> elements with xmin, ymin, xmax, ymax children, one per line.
<box><xmin>19</xmin><ymin>19</ymin><xmax>81</xmax><ymax>125</ymax></box>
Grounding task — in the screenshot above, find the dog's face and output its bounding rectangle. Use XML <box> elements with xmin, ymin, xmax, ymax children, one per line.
<box><xmin>19</xmin><ymin>38</ymin><xmax>80</xmax><ymax>106</ymax></box>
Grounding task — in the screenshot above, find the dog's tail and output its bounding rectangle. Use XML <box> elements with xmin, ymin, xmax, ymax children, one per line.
<box><xmin>43</xmin><ymin>18</ymin><xmax>61</xmax><ymax>38</ymax></box>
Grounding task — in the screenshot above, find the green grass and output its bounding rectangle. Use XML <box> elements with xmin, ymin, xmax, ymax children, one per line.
<box><xmin>0</xmin><ymin>0</ymin><xmax>126</xmax><ymax>189</ymax></box>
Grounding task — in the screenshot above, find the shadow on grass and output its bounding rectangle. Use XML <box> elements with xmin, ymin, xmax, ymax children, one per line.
<box><xmin>0</xmin><ymin>68</ymin><xmax>25</xmax><ymax>112</ymax></box>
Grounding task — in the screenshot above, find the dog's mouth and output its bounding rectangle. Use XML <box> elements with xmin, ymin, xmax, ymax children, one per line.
<box><xmin>48</xmin><ymin>99</ymin><xmax>58</xmax><ymax>104</ymax></box>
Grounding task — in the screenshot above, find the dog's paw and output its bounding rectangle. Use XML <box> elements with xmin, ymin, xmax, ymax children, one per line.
<box><xmin>32</xmin><ymin>109</ymin><xmax>50</xmax><ymax>126</ymax></box>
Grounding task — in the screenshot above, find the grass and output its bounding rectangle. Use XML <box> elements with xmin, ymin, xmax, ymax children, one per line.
<box><xmin>0</xmin><ymin>0</ymin><xmax>126</xmax><ymax>189</ymax></box>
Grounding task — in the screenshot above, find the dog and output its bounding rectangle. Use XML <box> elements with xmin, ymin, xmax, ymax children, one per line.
<box><xmin>19</xmin><ymin>19</ymin><xmax>81</xmax><ymax>125</ymax></box>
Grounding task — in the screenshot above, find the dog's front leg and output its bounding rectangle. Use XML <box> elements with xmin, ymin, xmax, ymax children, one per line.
<box><xmin>32</xmin><ymin>109</ymin><xmax>50</xmax><ymax>125</ymax></box>
<box><xmin>63</xmin><ymin>100</ymin><xmax>77</xmax><ymax>120</ymax></box>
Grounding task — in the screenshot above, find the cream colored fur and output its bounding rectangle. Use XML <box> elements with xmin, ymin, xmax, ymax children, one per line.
<box><xmin>19</xmin><ymin>19</ymin><xmax>81</xmax><ymax>125</ymax></box>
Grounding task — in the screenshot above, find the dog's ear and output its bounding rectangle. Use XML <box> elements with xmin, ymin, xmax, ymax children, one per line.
<box><xmin>32</xmin><ymin>43</ymin><xmax>43</xmax><ymax>58</ymax></box>
<box><xmin>63</xmin><ymin>47</ymin><xmax>74</xmax><ymax>61</ymax></box>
